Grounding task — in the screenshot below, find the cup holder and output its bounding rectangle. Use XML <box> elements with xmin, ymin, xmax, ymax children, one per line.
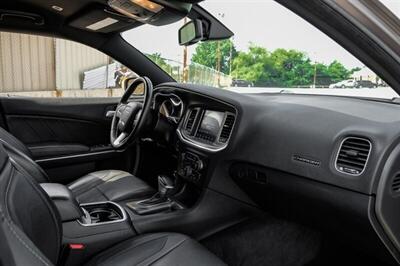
<box><xmin>79</xmin><ymin>202</ymin><xmax>126</xmax><ymax>226</ymax></box>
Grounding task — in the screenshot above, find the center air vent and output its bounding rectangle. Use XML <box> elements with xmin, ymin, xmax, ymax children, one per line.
<box><xmin>336</xmin><ymin>137</ymin><xmax>371</xmax><ymax>175</ymax></box>
<box><xmin>185</xmin><ymin>109</ymin><xmax>198</xmax><ymax>133</ymax></box>
<box><xmin>219</xmin><ymin>114</ymin><xmax>235</xmax><ymax>143</ymax></box>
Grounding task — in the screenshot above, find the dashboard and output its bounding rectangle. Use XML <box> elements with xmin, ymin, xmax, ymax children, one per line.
<box><xmin>153</xmin><ymin>88</ymin><xmax>237</xmax><ymax>152</ymax></box>
<box><xmin>152</xmin><ymin>82</ymin><xmax>400</xmax><ymax>264</ymax></box>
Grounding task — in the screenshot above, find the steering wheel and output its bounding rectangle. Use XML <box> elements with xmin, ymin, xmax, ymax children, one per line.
<box><xmin>110</xmin><ymin>76</ymin><xmax>153</xmax><ymax>148</ymax></box>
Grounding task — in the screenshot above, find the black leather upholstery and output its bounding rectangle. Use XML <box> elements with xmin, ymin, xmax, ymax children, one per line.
<box><xmin>0</xmin><ymin>127</ymin><xmax>33</xmax><ymax>157</ymax></box>
<box><xmin>68</xmin><ymin>170</ymin><xmax>155</xmax><ymax>203</ymax></box>
<box><xmin>0</xmin><ymin>143</ymin><xmax>226</xmax><ymax>266</ymax></box>
<box><xmin>0</xmin><ymin>127</ymin><xmax>154</xmax><ymax>203</ymax></box>
<box><xmin>40</xmin><ymin>183</ymin><xmax>83</xmax><ymax>222</ymax></box>
<box><xmin>0</xmin><ymin>136</ymin><xmax>49</xmax><ymax>183</ymax></box>
<box><xmin>85</xmin><ymin>233</ymin><xmax>226</xmax><ymax>266</ymax></box>
<box><xmin>0</xmin><ymin>144</ymin><xmax>61</xmax><ymax>265</ymax></box>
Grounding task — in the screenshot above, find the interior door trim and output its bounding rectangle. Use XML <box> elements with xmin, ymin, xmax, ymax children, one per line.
<box><xmin>36</xmin><ymin>149</ymin><xmax>124</xmax><ymax>167</ymax></box>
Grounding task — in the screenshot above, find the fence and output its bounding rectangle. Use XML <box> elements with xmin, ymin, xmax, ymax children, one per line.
<box><xmin>149</xmin><ymin>56</ymin><xmax>232</xmax><ymax>88</ymax></box>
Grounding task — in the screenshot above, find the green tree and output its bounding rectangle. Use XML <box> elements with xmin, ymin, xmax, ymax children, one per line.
<box><xmin>269</xmin><ymin>49</ymin><xmax>314</xmax><ymax>86</ymax></box>
<box><xmin>147</xmin><ymin>53</ymin><xmax>173</xmax><ymax>74</ymax></box>
<box><xmin>192</xmin><ymin>39</ymin><xmax>237</xmax><ymax>74</ymax></box>
<box><xmin>232</xmin><ymin>44</ymin><xmax>360</xmax><ymax>87</ymax></box>
<box><xmin>232</xmin><ymin>45</ymin><xmax>272</xmax><ymax>84</ymax></box>
<box><xmin>326</xmin><ymin>60</ymin><xmax>360</xmax><ymax>83</ymax></box>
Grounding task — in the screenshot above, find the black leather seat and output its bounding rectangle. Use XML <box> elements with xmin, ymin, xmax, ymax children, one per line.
<box><xmin>0</xmin><ymin>143</ymin><xmax>225</xmax><ymax>266</ymax></box>
<box><xmin>86</xmin><ymin>233</ymin><xmax>225</xmax><ymax>266</ymax></box>
<box><xmin>0</xmin><ymin>127</ymin><xmax>154</xmax><ymax>203</ymax></box>
<box><xmin>69</xmin><ymin>170</ymin><xmax>154</xmax><ymax>203</ymax></box>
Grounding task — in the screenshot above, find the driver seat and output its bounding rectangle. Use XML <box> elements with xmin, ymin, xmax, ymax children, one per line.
<box><xmin>0</xmin><ymin>126</ymin><xmax>154</xmax><ymax>203</ymax></box>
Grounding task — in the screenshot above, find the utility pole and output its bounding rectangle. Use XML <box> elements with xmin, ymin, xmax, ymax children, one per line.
<box><xmin>312</xmin><ymin>52</ymin><xmax>317</xmax><ymax>88</ymax></box>
<box><xmin>229</xmin><ymin>37</ymin><xmax>233</xmax><ymax>76</ymax></box>
<box><xmin>216</xmin><ymin>13</ymin><xmax>225</xmax><ymax>87</ymax></box>
<box><xmin>216</xmin><ymin>40</ymin><xmax>221</xmax><ymax>87</ymax></box>
<box><xmin>313</xmin><ymin>62</ymin><xmax>317</xmax><ymax>88</ymax></box>
<box><xmin>182</xmin><ymin>17</ymin><xmax>188</xmax><ymax>83</ymax></box>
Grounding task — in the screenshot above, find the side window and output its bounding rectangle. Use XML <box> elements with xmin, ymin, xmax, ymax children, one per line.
<box><xmin>0</xmin><ymin>32</ymin><xmax>136</xmax><ymax>97</ymax></box>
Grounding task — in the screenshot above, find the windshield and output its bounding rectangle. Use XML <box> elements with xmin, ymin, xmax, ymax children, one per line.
<box><xmin>122</xmin><ymin>0</ymin><xmax>399</xmax><ymax>100</ymax></box>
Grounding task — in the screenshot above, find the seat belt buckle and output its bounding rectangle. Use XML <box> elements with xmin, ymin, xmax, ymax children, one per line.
<box><xmin>61</xmin><ymin>243</ymin><xmax>86</xmax><ymax>266</ymax></box>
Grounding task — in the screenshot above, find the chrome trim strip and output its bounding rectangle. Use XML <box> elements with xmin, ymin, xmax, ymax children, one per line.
<box><xmin>334</xmin><ymin>136</ymin><xmax>372</xmax><ymax>176</ymax></box>
<box><xmin>177</xmin><ymin>110</ymin><xmax>236</xmax><ymax>153</ymax></box>
<box><xmin>35</xmin><ymin>150</ymin><xmax>120</xmax><ymax>163</ymax></box>
<box><xmin>153</xmin><ymin>92</ymin><xmax>184</xmax><ymax>124</ymax></box>
<box><xmin>77</xmin><ymin>201</ymin><xmax>127</xmax><ymax>227</ymax></box>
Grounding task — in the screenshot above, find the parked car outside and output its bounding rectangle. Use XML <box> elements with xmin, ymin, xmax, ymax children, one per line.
<box><xmin>355</xmin><ymin>80</ymin><xmax>377</xmax><ymax>88</ymax></box>
<box><xmin>231</xmin><ymin>79</ymin><xmax>254</xmax><ymax>87</ymax></box>
<box><xmin>329</xmin><ymin>79</ymin><xmax>357</xmax><ymax>88</ymax></box>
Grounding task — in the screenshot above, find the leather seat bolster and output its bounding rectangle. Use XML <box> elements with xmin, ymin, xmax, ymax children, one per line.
<box><xmin>68</xmin><ymin>170</ymin><xmax>155</xmax><ymax>203</ymax></box>
<box><xmin>85</xmin><ymin>233</ymin><xmax>226</xmax><ymax>266</ymax></box>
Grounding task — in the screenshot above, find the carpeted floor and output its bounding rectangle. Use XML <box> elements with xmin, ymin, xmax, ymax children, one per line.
<box><xmin>202</xmin><ymin>214</ymin><xmax>389</xmax><ymax>266</ymax></box>
<box><xmin>202</xmin><ymin>215</ymin><xmax>321</xmax><ymax>266</ymax></box>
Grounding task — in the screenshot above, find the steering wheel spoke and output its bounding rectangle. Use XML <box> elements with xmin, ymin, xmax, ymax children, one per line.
<box><xmin>113</xmin><ymin>131</ymin><xmax>128</xmax><ymax>147</ymax></box>
<box><xmin>110</xmin><ymin>77</ymin><xmax>152</xmax><ymax>149</ymax></box>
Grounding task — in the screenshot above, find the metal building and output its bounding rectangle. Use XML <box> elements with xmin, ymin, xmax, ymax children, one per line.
<box><xmin>0</xmin><ymin>32</ymin><xmax>109</xmax><ymax>93</ymax></box>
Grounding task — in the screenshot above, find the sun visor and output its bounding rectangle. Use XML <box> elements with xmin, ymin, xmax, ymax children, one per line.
<box><xmin>69</xmin><ymin>6</ymin><xmax>142</xmax><ymax>33</ymax></box>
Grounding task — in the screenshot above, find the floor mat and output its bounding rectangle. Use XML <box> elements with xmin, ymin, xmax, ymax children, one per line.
<box><xmin>202</xmin><ymin>215</ymin><xmax>321</xmax><ymax>266</ymax></box>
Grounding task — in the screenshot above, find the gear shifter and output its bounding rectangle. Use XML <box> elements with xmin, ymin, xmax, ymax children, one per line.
<box><xmin>127</xmin><ymin>175</ymin><xmax>184</xmax><ymax>215</ymax></box>
<box><xmin>158</xmin><ymin>175</ymin><xmax>175</xmax><ymax>199</ymax></box>
<box><xmin>138</xmin><ymin>175</ymin><xmax>176</xmax><ymax>206</ymax></box>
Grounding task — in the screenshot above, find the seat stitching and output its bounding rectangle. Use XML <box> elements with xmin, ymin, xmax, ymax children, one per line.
<box><xmin>147</xmin><ymin>238</ymin><xmax>188</xmax><ymax>266</ymax></box>
<box><xmin>0</xmin><ymin>210</ymin><xmax>50</xmax><ymax>266</ymax></box>
<box><xmin>96</xmin><ymin>235</ymin><xmax>169</xmax><ymax>265</ymax></box>
<box><xmin>10</xmin><ymin>163</ymin><xmax>62</xmax><ymax>252</ymax></box>
<box><xmin>95</xmin><ymin>186</ymin><xmax>108</xmax><ymax>200</ymax></box>
<box><xmin>1</xmin><ymin>166</ymin><xmax>51</xmax><ymax>266</ymax></box>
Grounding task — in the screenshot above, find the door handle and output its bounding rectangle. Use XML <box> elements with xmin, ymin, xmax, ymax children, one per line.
<box><xmin>106</xmin><ymin>111</ymin><xmax>115</xmax><ymax>118</ymax></box>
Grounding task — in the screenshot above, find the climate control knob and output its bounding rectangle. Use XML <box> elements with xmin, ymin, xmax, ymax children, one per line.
<box><xmin>195</xmin><ymin>160</ymin><xmax>204</xmax><ymax>171</ymax></box>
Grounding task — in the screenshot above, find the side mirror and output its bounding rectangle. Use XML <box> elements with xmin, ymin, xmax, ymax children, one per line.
<box><xmin>178</xmin><ymin>19</ymin><xmax>204</xmax><ymax>46</ymax></box>
<box><xmin>122</xmin><ymin>77</ymin><xmax>144</xmax><ymax>95</ymax></box>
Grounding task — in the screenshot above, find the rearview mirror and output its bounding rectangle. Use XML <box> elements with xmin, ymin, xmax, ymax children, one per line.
<box><xmin>179</xmin><ymin>19</ymin><xmax>204</xmax><ymax>46</ymax></box>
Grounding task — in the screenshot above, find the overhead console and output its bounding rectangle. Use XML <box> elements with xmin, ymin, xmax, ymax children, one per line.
<box><xmin>69</xmin><ymin>0</ymin><xmax>192</xmax><ymax>33</ymax></box>
<box><xmin>178</xmin><ymin>107</ymin><xmax>236</xmax><ymax>152</ymax></box>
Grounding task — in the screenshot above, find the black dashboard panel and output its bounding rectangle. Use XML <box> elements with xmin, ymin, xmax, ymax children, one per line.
<box><xmin>157</xmin><ymin>82</ymin><xmax>400</xmax><ymax>195</ymax></box>
<box><xmin>155</xmin><ymin>82</ymin><xmax>400</xmax><ymax>264</ymax></box>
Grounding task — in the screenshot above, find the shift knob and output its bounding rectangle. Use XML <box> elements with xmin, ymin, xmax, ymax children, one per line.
<box><xmin>158</xmin><ymin>175</ymin><xmax>175</xmax><ymax>198</ymax></box>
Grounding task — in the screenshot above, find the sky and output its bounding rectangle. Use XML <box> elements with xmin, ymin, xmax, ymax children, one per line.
<box><xmin>123</xmin><ymin>0</ymin><xmax>400</xmax><ymax>70</ymax></box>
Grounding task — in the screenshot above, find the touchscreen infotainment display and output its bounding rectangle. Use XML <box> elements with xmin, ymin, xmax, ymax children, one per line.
<box><xmin>198</xmin><ymin>111</ymin><xmax>225</xmax><ymax>141</ymax></box>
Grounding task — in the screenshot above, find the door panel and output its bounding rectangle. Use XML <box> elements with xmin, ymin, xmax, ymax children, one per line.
<box><xmin>6</xmin><ymin>115</ymin><xmax>109</xmax><ymax>147</ymax></box>
<box><xmin>0</xmin><ymin>97</ymin><xmax>135</xmax><ymax>184</ymax></box>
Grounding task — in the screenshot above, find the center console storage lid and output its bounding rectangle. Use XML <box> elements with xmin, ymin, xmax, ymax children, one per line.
<box><xmin>40</xmin><ymin>183</ymin><xmax>83</xmax><ymax>222</ymax></box>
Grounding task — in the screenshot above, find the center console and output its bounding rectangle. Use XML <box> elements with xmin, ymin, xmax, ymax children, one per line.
<box><xmin>41</xmin><ymin>183</ymin><xmax>135</xmax><ymax>265</ymax></box>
